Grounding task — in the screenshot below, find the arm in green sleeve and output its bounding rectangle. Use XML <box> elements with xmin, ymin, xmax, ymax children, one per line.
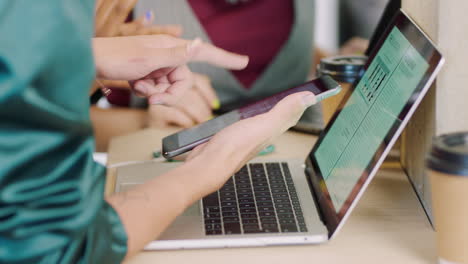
<box><xmin>0</xmin><ymin>1</ymin><xmax>127</xmax><ymax>263</ymax></box>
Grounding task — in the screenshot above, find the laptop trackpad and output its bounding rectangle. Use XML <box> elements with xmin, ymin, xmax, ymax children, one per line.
<box><xmin>158</xmin><ymin>202</ymin><xmax>204</xmax><ymax>240</ymax></box>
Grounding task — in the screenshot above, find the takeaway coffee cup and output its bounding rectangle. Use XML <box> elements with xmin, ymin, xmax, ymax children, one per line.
<box><xmin>427</xmin><ymin>132</ymin><xmax>468</xmax><ymax>264</ymax></box>
<box><xmin>317</xmin><ymin>55</ymin><xmax>367</xmax><ymax>124</ymax></box>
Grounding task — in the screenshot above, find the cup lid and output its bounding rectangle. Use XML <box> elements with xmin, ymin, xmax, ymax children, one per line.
<box><xmin>317</xmin><ymin>55</ymin><xmax>367</xmax><ymax>83</ymax></box>
<box><xmin>427</xmin><ymin>132</ymin><xmax>468</xmax><ymax>176</ymax></box>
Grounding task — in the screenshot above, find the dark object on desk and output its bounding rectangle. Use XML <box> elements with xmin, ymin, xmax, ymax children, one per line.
<box><xmin>317</xmin><ymin>55</ymin><xmax>367</xmax><ymax>84</ymax></box>
<box><xmin>427</xmin><ymin>132</ymin><xmax>468</xmax><ymax>175</ymax></box>
<box><xmin>90</xmin><ymin>89</ymin><xmax>103</xmax><ymax>105</ymax></box>
<box><xmin>317</xmin><ymin>55</ymin><xmax>367</xmax><ymax>125</ymax></box>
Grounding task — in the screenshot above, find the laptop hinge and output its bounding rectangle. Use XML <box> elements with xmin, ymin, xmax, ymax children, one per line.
<box><xmin>304</xmin><ymin>165</ymin><xmax>327</xmax><ymax>228</ymax></box>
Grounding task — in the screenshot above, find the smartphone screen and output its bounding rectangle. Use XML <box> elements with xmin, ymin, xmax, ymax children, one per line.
<box><xmin>163</xmin><ymin>75</ymin><xmax>341</xmax><ymax>158</ymax></box>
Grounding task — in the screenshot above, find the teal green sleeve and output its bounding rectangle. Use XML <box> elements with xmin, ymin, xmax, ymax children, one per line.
<box><xmin>0</xmin><ymin>1</ymin><xmax>127</xmax><ymax>263</ymax></box>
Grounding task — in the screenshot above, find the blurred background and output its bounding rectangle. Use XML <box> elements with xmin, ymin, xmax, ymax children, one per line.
<box><xmin>315</xmin><ymin>0</ymin><xmax>388</xmax><ymax>53</ymax></box>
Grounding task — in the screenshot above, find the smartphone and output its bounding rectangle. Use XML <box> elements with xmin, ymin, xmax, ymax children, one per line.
<box><xmin>162</xmin><ymin>75</ymin><xmax>341</xmax><ymax>159</ymax></box>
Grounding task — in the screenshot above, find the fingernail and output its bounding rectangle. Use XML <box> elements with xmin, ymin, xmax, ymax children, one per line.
<box><xmin>302</xmin><ymin>93</ymin><xmax>317</xmax><ymax>107</ymax></box>
<box><xmin>187</xmin><ymin>38</ymin><xmax>202</xmax><ymax>55</ymax></box>
<box><xmin>135</xmin><ymin>82</ymin><xmax>148</xmax><ymax>95</ymax></box>
<box><xmin>144</xmin><ymin>10</ymin><xmax>154</xmax><ymax>25</ymax></box>
<box><xmin>211</xmin><ymin>99</ymin><xmax>220</xmax><ymax>110</ymax></box>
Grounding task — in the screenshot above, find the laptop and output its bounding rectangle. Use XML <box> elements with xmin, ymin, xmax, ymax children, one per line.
<box><xmin>114</xmin><ymin>10</ymin><xmax>444</xmax><ymax>250</ymax></box>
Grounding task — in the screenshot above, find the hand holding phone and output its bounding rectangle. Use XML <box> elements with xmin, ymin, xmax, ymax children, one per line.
<box><xmin>162</xmin><ymin>75</ymin><xmax>341</xmax><ymax>159</ymax></box>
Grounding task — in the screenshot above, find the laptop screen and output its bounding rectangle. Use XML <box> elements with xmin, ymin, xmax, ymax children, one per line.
<box><xmin>307</xmin><ymin>10</ymin><xmax>443</xmax><ymax>237</ymax></box>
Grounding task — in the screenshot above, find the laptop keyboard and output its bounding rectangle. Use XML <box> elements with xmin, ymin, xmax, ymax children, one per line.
<box><xmin>202</xmin><ymin>162</ymin><xmax>307</xmax><ymax>235</ymax></box>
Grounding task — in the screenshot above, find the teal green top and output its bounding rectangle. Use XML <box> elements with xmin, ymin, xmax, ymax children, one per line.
<box><xmin>0</xmin><ymin>1</ymin><xmax>127</xmax><ymax>263</ymax></box>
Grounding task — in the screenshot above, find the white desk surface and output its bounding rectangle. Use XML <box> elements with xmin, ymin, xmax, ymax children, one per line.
<box><xmin>106</xmin><ymin>128</ymin><xmax>436</xmax><ymax>264</ymax></box>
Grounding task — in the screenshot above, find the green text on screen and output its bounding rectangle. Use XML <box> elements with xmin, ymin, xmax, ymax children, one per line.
<box><xmin>315</xmin><ymin>28</ymin><xmax>429</xmax><ymax>211</ymax></box>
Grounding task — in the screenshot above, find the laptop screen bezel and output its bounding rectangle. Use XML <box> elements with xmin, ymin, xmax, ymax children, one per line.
<box><xmin>305</xmin><ymin>9</ymin><xmax>444</xmax><ymax>238</ymax></box>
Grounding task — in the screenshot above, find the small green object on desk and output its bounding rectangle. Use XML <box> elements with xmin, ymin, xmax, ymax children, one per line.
<box><xmin>153</xmin><ymin>150</ymin><xmax>162</xmax><ymax>158</ymax></box>
<box><xmin>258</xmin><ymin>145</ymin><xmax>275</xmax><ymax>156</ymax></box>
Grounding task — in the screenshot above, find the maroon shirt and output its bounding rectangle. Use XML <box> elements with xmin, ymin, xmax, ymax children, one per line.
<box><xmin>188</xmin><ymin>0</ymin><xmax>294</xmax><ymax>89</ymax></box>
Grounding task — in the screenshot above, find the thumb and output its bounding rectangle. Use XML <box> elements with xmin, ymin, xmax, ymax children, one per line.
<box><xmin>268</xmin><ymin>91</ymin><xmax>317</xmax><ymax>129</ymax></box>
<box><xmin>186</xmin><ymin>143</ymin><xmax>208</xmax><ymax>161</ymax></box>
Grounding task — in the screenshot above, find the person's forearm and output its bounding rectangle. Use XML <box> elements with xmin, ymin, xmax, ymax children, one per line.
<box><xmin>106</xmin><ymin>156</ymin><xmax>233</xmax><ymax>260</ymax></box>
<box><xmin>92</xmin><ymin>37</ymin><xmax>110</xmax><ymax>79</ymax></box>
<box><xmin>105</xmin><ymin>91</ymin><xmax>315</xmax><ymax>260</ymax></box>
